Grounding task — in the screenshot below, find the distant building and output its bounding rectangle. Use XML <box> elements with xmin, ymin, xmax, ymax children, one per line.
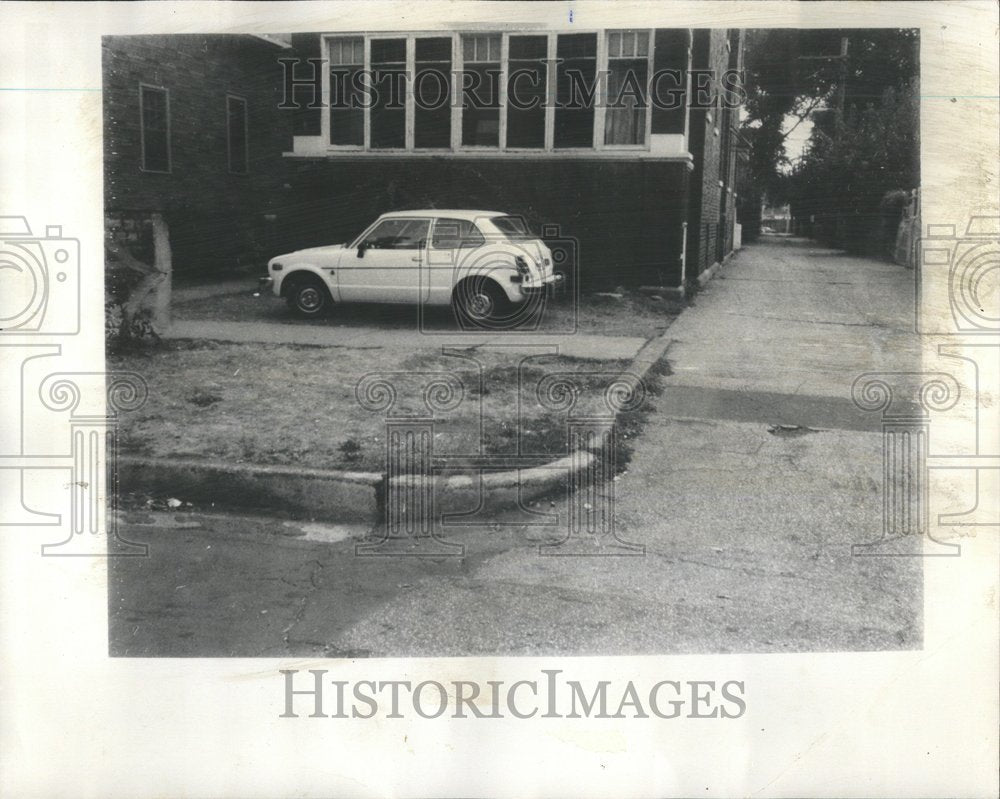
<box><xmin>761</xmin><ymin>203</ymin><xmax>792</xmax><ymax>234</ymax></box>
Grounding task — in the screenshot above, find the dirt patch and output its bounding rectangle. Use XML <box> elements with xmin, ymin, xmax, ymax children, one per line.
<box><xmin>110</xmin><ymin>341</ymin><xmax>659</xmax><ymax>474</ymax></box>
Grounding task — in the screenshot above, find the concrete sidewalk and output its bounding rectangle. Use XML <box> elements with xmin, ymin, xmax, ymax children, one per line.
<box><xmin>666</xmin><ymin>236</ymin><xmax>919</xmax><ymax>399</ymax></box>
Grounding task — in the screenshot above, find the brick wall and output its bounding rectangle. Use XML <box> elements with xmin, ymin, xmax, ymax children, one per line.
<box><xmin>686</xmin><ymin>29</ymin><xmax>743</xmax><ymax>279</ymax></box>
<box><xmin>103</xmin><ymin>34</ymin><xmax>293</xmax><ymax>277</ymax></box>
<box><xmin>275</xmin><ymin>157</ymin><xmax>690</xmax><ymax>288</ymax></box>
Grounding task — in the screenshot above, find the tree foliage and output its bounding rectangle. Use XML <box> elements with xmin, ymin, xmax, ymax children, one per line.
<box><xmin>740</xmin><ymin>28</ymin><xmax>919</xmax><ymax>246</ymax></box>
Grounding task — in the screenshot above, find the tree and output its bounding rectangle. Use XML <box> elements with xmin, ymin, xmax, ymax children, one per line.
<box><xmin>740</xmin><ymin>29</ymin><xmax>919</xmax><ymax>249</ymax></box>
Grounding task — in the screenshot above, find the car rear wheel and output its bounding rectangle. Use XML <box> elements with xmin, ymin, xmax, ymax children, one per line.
<box><xmin>453</xmin><ymin>280</ymin><xmax>508</xmax><ymax>328</ymax></box>
<box><xmin>286</xmin><ymin>276</ymin><xmax>331</xmax><ymax>318</ymax></box>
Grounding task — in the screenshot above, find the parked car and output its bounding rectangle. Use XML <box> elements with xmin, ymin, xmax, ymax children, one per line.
<box><xmin>260</xmin><ymin>210</ymin><xmax>563</xmax><ymax>326</ymax></box>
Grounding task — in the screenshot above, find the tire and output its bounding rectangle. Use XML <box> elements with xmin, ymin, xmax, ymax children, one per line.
<box><xmin>285</xmin><ymin>275</ymin><xmax>331</xmax><ymax>318</ymax></box>
<box><xmin>453</xmin><ymin>279</ymin><xmax>509</xmax><ymax>328</ymax></box>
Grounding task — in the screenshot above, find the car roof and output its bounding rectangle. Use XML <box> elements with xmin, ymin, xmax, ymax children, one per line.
<box><xmin>378</xmin><ymin>209</ymin><xmax>510</xmax><ymax>221</ymax></box>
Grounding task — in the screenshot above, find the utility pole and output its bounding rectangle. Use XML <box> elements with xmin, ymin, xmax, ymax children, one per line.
<box><xmin>798</xmin><ymin>35</ymin><xmax>850</xmax><ymax>132</ymax></box>
<box><xmin>835</xmin><ymin>36</ymin><xmax>849</xmax><ymax>131</ymax></box>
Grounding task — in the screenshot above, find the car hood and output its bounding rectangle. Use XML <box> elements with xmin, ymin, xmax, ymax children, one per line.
<box><xmin>278</xmin><ymin>243</ymin><xmax>346</xmax><ymax>259</ymax></box>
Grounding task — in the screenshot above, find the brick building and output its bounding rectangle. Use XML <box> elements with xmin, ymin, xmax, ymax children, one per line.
<box><xmin>102</xmin><ymin>34</ymin><xmax>291</xmax><ymax>277</ymax></box>
<box><xmin>281</xmin><ymin>27</ymin><xmax>748</xmax><ymax>295</ymax></box>
<box><xmin>103</xmin><ymin>28</ymin><xmax>748</xmax><ymax>295</ymax></box>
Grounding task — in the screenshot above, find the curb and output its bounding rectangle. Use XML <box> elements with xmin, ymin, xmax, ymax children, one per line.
<box><xmin>118</xmin><ymin>334</ymin><xmax>674</xmax><ymax>523</ymax></box>
<box><xmin>118</xmin><ymin>456</ymin><xmax>381</xmax><ymax>522</ymax></box>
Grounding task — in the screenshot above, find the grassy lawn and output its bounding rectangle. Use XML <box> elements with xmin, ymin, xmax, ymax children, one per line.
<box><xmin>173</xmin><ymin>288</ymin><xmax>682</xmax><ymax>340</ymax></box>
<box><xmin>110</xmin><ymin>341</ymin><xmax>661</xmax><ymax>474</ymax></box>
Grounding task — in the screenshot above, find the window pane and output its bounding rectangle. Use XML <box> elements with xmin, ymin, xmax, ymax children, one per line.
<box><xmin>227</xmin><ymin>97</ymin><xmax>248</xmax><ymax>172</ymax></box>
<box><xmin>416</xmin><ymin>37</ymin><xmax>450</xmax><ymax>61</ymax></box>
<box><xmin>363</xmin><ymin>218</ymin><xmax>429</xmax><ymax>249</ymax></box>
<box><xmin>464</xmin><ymin>34</ymin><xmax>500</xmax><ymax>63</ymax></box>
<box><xmin>371</xmin><ymin>38</ymin><xmax>405</xmax><ymax>63</ymax></box>
<box><xmin>462</xmin><ymin>47</ymin><xmax>500</xmax><ymax>147</ymax></box>
<box><xmin>509</xmin><ymin>35</ymin><xmax>546</xmax><ymax>59</ymax></box>
<box><xmin>491</xmin><ymin>216</ymin><xmax>530</xmax><ymax>239</ymax></box>
<box><xmin>556</xmin><ymin>33</ymin><xmax>596</xmax><ymax>59</ymax></box>
<box><xmin>414</xmin><ymin>37</ymin><xmax>452</xmax><ymax>149</ymax></box>
<box><xmin>636</xmin><ymin>31</ymin><xmax>649</xmax><ymax>57</ymax></box>
<box><xmin>330</xmin><ymin>37</ymin><xmax>364</xmax><ymax>146</ymax></box>
<box><xmin>507</xmin><ymin>35</ymin><xmax>547</xmax><ymax>149</ymax></box>
<box><xmin>555</xmin><ymin>33</ymin><xmax>596</xmax><ymax>148</ymax></box>
<box><xmin>141</xmin><ymin>87</ymin><xmax>169</xmax><ymax>171</ymax></box>
<box><xmin>432</xmin><ymin>218</ymin><xmax>484</xmax><ymax>249</ymax></box>
<box><xmin>370</xmin><ymin>38</ymin><xmax>406</xmax><ymax>149</ymax></box>
<box><xmin>604</xmin><ymin>57</ymin><xmax>648</xmax><ymax>145</ymax></box>
<box><xmin>608</xmin><ymin>32</ymin><xmax>621</xmax><ymax>57</ymax></box>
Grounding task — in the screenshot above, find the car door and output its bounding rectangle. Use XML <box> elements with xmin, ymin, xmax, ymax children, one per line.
<box><xmin>337</xmin><ymin>217</ymin><xmax>430</xmax><ymax>303</ymax></box>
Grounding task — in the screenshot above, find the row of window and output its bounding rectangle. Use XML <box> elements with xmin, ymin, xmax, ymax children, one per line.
<box><xmin>322</xmin><ymin>30</ymin><xmax>652</xmax><ymax>152</ymax></box>
<box><xmin>139</xmin><ymin>85</ymin><xmax>248</xmax><ymax>174</ymax></box>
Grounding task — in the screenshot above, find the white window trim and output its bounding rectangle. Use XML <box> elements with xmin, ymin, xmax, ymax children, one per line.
<box><xmin>598</xmin><ymin>29</ymin><xmax>654</xmax><ymax>150</ymax></box>
<box><xmin>318</xmin><ymin>30</ymin><xmax>658</xmax><ymax>156</ymax></box>
<box><xmin>139</xmin><ymin>82</ymin><xmax>171</xmax><ymax>173</ymax></box>
<box><xmin>323</xmin><ymin>35</ymin><xmax>365</xmax><ymax>151</ymax></box>
<box><xmin>226</xmin><ymin>94</ymin><xmax>249</xmax><ymax>174</ymax></box>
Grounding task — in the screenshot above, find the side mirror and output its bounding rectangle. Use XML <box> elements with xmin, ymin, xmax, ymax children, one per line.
<box><xmin>357</xmin><ymin>242</ymin><xmax>366</xmax><ymax>258</ymax></box>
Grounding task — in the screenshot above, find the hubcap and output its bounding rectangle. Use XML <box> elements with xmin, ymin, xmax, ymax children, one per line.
<box><xmin>468</xmin><ymin>292</ymin><xmax>493</xmax><ymax>319</ymax></box>
<box><xmin>298</xmin><ymin>287</ymin><xmax>322</xmax><ymax>311</ymax></box>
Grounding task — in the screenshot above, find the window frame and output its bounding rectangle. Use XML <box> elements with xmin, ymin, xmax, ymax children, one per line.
<box><xmin>430</xmin><ymin>217</ymin><xmax>487</xmax><ymax>249</ymax></box>
<box><xmin>328</xmin><ymin>35</ymin><xmax>366</xmax><ymax>148</ymax></box>
<box><xmin>226</xmin><ymin>94</ymin><xmax>249</xmax><ymax>174</ymax></box>
<box><xmin>358</xmin><ymin>216</ymin><xmax>431</xmax><ymax>250</ymax></box>
<box><xmin>504</xmin><ymin>33</ymin><xmax>550</xmax><ymax>151</ymax></box>
<box><xmin>139</xmin><ymin>82</ymin><xmax>171</xmax><ymax>173</ymax></box>
<box><xmin>459</xmin><ymin>33</ymin><xmax>503</xmax><ymax>150</ymax></box>
<box><xmin>600</xmin><ymin>29</ymin><xmax>654</xmax><ymax>150</ymax></box>
<box><xmin>413</xmin><ymin>35</ymin><xmax>455</xmax><ymax>150</ymax></box>
<box><xmin>368</xmin><ymin>36</ymin><xmax>409</xmax><ymax>151</ymax></box>
<box><xmin>319</xmin><ymin>29</ymin><xmax>655</xmax><ymax>155</ymax></box>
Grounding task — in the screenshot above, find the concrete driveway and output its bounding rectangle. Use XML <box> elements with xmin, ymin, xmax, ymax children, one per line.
<box><xmin>165</xmin><ymin>283</ymin><xmax>664</xmax><ymax>361</ymax></box>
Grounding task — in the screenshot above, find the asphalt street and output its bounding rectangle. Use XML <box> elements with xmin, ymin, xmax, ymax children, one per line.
<box><xmin>110</xmin><ymin>236</ymin><xmax>922</xmax><ymax>657</ymax></box>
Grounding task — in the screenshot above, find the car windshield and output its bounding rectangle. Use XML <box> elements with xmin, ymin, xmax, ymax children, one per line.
<box><xmin>490</xmin><ymin>215</ymin><xmax>531</xmax><ymax>239</ymax></box>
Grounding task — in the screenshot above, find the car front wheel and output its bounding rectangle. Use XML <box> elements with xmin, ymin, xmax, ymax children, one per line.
<box><xmin>286</xmin><ymin>276</ymin><xmax>331</xmax><ymax>318</ymax></box>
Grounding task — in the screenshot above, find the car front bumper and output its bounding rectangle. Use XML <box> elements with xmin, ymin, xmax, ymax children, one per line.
<box><xmin>257</xmin><ymin>276</ymin><xmax>274</xmax><ymax>294</ymax></box>
<box><xmin>520</xmin><ymin>272</ymin><xmax>565</xmax><ymax>296</ymax></box>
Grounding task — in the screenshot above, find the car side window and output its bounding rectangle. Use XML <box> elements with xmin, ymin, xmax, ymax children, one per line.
<box><xmin>431</xmin><ymin>218</ymin><xmax>486</xmax><ymax>249</ymax></box>
<box><xmin>362</xmin><ymin>218</ymin><xmax>430</xmax><ymax>250</ymax></box>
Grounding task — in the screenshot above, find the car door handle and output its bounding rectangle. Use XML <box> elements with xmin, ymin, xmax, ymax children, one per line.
<box><xmin>410</xmin><ymin>256</ymin><xmax>421</xmax><ymax>262</ymax></box>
